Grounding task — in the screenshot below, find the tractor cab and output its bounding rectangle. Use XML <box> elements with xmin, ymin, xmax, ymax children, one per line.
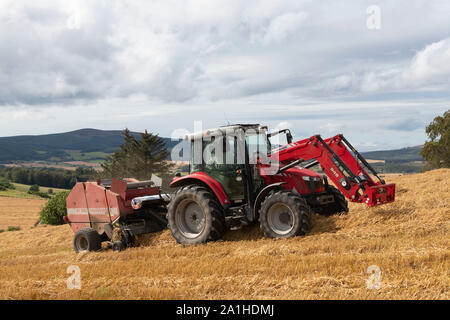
<box><xmin>180</xmin><ymin>124</ymin><xmax>269</xmax><ymax>203</ymax></box>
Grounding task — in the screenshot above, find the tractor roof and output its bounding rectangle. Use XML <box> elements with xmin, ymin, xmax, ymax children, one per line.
<box><xmin>184</xmin><ymin>124</ymin><xmax>268</xmax><ymax>141</ymax></box>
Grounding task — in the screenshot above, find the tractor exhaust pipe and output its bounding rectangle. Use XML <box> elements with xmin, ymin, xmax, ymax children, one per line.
<box><xmin>131</xmin><ymin>193</ymin><xmax>171</xmax><ymax>210</ymax></box>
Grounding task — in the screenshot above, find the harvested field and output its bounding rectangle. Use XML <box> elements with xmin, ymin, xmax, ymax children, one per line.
<box><xmin>0</xmin><ymin>169</ymin><xmax>448</xmax><ymax>300</ymax></box>
<box><xmin>0</xmin><ymin>197</ymin><xmax>46</xmax><ymax>230</ymax></box>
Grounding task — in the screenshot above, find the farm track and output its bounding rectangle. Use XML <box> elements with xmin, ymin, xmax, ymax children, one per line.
<box><xmin>0</xmin><ymin>169</ymin><xmax>448</xmax><ymax>299</ymax></box>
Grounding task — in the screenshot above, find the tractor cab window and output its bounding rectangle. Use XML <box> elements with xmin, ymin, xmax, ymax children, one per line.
<box><xmin>191</xmin><ymin>141</ymin><xmax>202</xmax><ymax>173</ymax></box>
<box><xmin>204</xmin><ymin>136</ymin><xmax>239</xmax><ymax>171</ymax></box>
<box><xmin>203</xmin><ymin>137</ymin><xmax>221</xmax><ymax>166</ymax></box>
<box><xmin>191</xmin><ymin>136</ymin><xmax>238</xmax><ymax>170</ymax></box>
<box><xmin>245</xmin><ymin>133</ymin><xmax>270</xmax><ymax>164</ymax></box>
<box><xmin>198</xmin><ymin>135</ymin><xmax>244</xmax><ymax>200</ymax></box>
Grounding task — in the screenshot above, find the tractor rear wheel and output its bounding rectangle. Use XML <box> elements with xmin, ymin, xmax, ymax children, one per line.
<box><xmin>259</xmin><ymin>190</ymin><xmax>312</xmax><ymax>238</ymax></box>
<box><xmin>167</xmin><ymin>185</ymin><xmax>225</xmax><ymax>245</ymax></box>
<box><xmin>316</xmin><ymin>186</ymin><xmax>349</xmax><ymax>216</ymax></box>
<box><xmin>73</xmin><ymin>228</ymin><xmax>102</xmax><ymax>253</ymax></box>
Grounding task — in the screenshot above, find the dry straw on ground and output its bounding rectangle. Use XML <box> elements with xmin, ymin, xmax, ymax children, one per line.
<box><xmin>0</xmin><ymin>169</ymin><xmax>448</xmax><ymax>299</ymax></box>
<box><xmin>0</xmin><ymin>197</ymin><xmax>47</xmax><ymax>230</ymax></box>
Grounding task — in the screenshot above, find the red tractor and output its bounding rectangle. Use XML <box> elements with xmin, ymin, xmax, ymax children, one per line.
<box><xmin>168</xmin><ymin>124</ymin><xmax>395</xmax><ymax>244</ymax></box>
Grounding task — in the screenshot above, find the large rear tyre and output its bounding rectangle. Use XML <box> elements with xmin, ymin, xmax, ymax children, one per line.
<box><xmin>167</xmin><ymin>185</ymin><xmax>226</xmax><ymax>245</ymax></box>
<box><xmin>259</xmin><ymin>190</ymin><xmax>312</xmax><ymax>238</ymax></box>
<box><xmin>315</xmin><ymin>186</ymin><xmax>349</xmax><ymax>216</ymax></box>
<box><xmin>73</xmin><ymin>228</ymin><xmax>102</xmax><ymax>253</ymax></box>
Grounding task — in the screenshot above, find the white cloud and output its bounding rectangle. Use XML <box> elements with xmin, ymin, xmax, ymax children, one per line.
<box><xmin>274</xmin><ymin>121</ymin><xmax>293</xmax><ymax>131</ymax></box>
<box><xmin>321</xmin><ymin>38</ymin><xmax>450</xmax><ymax>96</ymax></box>
<box><xmin>353</xmin><ymin>141</ymin><xmax>380</xmax><ymax>149</ymax></box>
<box><xmin>262</xmin><ymin>12</ymin><xmax>306</xmax><ymax>45</ymax></box>
<box><xmin>318</xmin><ymin>122</ymin><xmax>346</xmax><ymax>134</ymax></box>
<box><xmin>1</xmin><ymin>0</ymin><xmax>450</xmax><ymax>105</ymax></box>
<box><xmin>402</xmin><ymin>38</ymin><xmax>450</xmax><ymax>86</ymax></box>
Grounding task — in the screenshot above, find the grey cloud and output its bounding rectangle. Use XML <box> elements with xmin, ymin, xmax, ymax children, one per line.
<box><xmin>0</xmin><ymin>0</ymin><xmax>449</xmax><ymax>152</ymax></box>
<box><xmin>2</xmin><ymin>0</ymin><xmax>450</xmax><ymax>106</ymax></box>
<box><xmin>0</xmin><ymin>2</ymin><xmax>120</xmax><ymax>105</ymax></box>
<box><xmin>383</xmin><ymin>118</ymin><xmax>424</xmax><ymax>131</ymax></box>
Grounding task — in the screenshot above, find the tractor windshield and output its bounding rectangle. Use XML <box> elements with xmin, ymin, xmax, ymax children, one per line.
<box><xmin>246</xmin><ymin>133</ymin><xmax>270</xmax><ymax>164</ymax></box>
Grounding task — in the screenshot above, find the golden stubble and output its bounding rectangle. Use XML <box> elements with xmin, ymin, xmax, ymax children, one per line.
<box><xmin>0</xmin><ymin>169</ymin><xmax>448</xmax><ymax>299</ymax></box>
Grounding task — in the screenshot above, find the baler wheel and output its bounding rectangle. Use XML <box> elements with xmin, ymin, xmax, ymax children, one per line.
<box><xmin>316</xmin><ymin>185</ymin><xmax>349</xmax><ymax>216</ymax></box>
<box><xmin>259</xmin><ymin>190</ymin><xmax>312</xmax><ymax>238</ymax></box>
<box><xmin>73</xmin><ymin>228</ymin><xmax>102</xmax><ymax>253</ymax></box>
<box><xmin>167</xmin><ymin>185</ymin><xmax>225</xmax><ymax>245</ymax></box>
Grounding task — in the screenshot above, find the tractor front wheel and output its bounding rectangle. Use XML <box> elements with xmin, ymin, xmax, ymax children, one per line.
<box><xmin>259</xmin><ymin>190</ymin><xmax>312</xmax><ymax>238</ymax></box>
<box><xmin>167</xmin><ymin>185</ymin><xmax>225</xmax><ymax>245</ymax></box>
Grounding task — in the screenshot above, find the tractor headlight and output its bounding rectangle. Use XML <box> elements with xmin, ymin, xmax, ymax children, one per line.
<box><xmin>339</xmin><ymin>178</ymin><xmax>350</xmax><ymax>189</ymax></box>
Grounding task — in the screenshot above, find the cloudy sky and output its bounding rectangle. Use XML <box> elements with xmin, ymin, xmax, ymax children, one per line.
<box><xmin>0</xmin><ymin>0</ymin><xmax>449</xmax><ymax>151</ymax></box>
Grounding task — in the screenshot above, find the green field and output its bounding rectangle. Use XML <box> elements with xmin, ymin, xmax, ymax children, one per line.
<box><xmin>0</xmin><ymin>183</ymin><xmax>69</xmax><ymax>199</ymax></box>
<box><xmin>45</xmin><ymin>150</ymin><xmax>110</xmax><ymax>163</ymax></box>
<box><xmin>64</xmin><ymin>150</ymin><xmax>111</xmax><ymax>162</ymax></box>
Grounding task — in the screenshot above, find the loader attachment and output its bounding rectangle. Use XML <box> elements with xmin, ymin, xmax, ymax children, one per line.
<box><xmin>360</xmin><ymin>183</ymin><xmax>396</xmax><ymax>207</ymax></box>
<box><xmin>319</xmin><ymin>134</ymin><xmax>396</xmax><ymax>207</ymax></box>
<box><xmin>271</xmin><ymin>133</ymin><xmax>396</xmax><ymax>207</ymax></box>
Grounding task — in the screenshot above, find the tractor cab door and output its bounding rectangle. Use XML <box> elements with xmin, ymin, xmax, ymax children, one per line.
<box><xmin>201</xmin><ymin>135</ymin><xmax>245</xmax><ymax>202</ymax></box>
<box><xmin>245</xmin><ymin>132</ymin><xmax>268</xmax><ymax>193</ymax></box>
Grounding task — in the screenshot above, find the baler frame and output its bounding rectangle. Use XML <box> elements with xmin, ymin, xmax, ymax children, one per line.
<box><xmin>65</xmin><ymin>178</ymin><xmax>169</xmax><ymax>252</ymax></box>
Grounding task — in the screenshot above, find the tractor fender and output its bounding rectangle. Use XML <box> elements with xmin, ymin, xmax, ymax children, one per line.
<box><xmin>252</xmin><ymin>182</ymin><xmax>287</xmax><ymax>221</ymax></box>
<box><xmin>170</xmin><ymin>172</ymin><xmax>231</xmax><ymax>206</ymax></box>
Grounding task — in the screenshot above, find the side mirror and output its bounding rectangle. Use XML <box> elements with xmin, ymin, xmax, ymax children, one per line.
<box><xmin>286</xmin><ymin>131</ymin><xmax>293</xmax><ymax>144</ymax></box>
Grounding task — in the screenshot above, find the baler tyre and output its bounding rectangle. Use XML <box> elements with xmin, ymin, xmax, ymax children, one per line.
<box><xmin>73</xmin><ymin>228</ymin><xmax>102</xmax><ymax>253</ymax></box>
<box><xmin>259</xmin><ymin>190</ymin><xmax>312</xmax><ymax>238</ymax></box>
<box><xmin>316</xmin><ymin>186</ymin><xmax>349</xmax><ymax>216</ymax></box>
<box><xmin>167</xmin><ymin>185</ymin><xmax>225</xmax><ymax>245</ymax></box>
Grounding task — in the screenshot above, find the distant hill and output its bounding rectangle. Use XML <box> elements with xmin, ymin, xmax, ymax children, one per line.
<box><xmin>360</xmin><ymin>145</ymin><xmax>424</xmax><ymax>173</ymax></box>
<box><xmin>0</xmin><ymin>129</ymin><xmax>179</xmax><ymax>162</ymax></box>
<box><xmin>0</xmin><ymin>129</ymin><xmax>424</xmax><ymax>173</ymax></box>
<box><xmin>361</xmin><ymin>145</ymin><xmax>423</xmax><ymax>162</ymax></box>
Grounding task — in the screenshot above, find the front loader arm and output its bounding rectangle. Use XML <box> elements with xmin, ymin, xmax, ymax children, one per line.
<box><xmin>268</xmin><ymin>134</ymin><xmax>395</xmax><ymax>207</ymax></box>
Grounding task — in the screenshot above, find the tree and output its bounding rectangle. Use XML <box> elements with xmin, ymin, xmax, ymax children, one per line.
<box><xmin>421</xmin><ymin>109</ymin><xmax>450</xmax><ymax>171</ymax></box>
<box><xmin>33</xmin><ymin>170</ymin><xmax>52</xmax><ymax>186</ymax></box>
<box><xmin>39</xmin><ymin>191</ymin><xmax>70</xmax><ymax>225</ymax></box>
<box><xmin>29</xmin><ymin>184</ymin><xmax>40</xmax><ymax>193</ymax></box>
<box><xmin>12</xmin><ymin>168</ymin><xmax>29</xmax><ymax>184</ymax></box>
<box><xmin>101</xmin><ymin>128</ymin><xmax>173</xmax><ymax>180</ymax></box>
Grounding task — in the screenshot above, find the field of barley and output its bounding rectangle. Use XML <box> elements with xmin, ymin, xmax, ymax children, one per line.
<box><xmin>0</xmin><ymin>169</ymin><xmax>448</xmax><ymax>300</ymax></box>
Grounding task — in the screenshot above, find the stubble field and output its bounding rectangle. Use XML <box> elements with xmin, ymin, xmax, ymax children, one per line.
<box><xmin>0</xmin><ymin>169</ymin><xmax>448</xmax><ymax>299</ymax></box>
